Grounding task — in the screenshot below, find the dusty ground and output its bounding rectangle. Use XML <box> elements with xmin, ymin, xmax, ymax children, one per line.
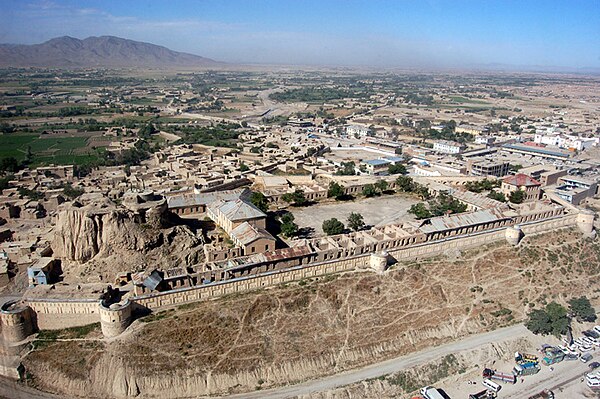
<box><xmin>290</xmin><ymin>194</ymin><xmax>418</xmax><ymax>235</ymax></box>
<box><xmin>21</xmin><ymin>228</ymin><xmax>600</xmax><ymax>398</ymax></box>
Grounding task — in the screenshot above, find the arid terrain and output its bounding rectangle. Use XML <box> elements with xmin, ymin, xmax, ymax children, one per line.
<box><xmin>19</xmin><ymin>228</ymin><xmax>600</xmax><ymax>398</ymax></box>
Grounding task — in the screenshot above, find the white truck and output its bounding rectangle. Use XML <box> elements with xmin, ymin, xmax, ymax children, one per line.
<box><xmin>420</xmin><ymin>386</ymin><xmax>446</xmax><ymax>399</ymax></box>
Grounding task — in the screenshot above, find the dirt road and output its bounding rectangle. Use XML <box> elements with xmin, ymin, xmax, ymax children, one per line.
<box><xmin>223</xmin><ymin>324</ymin><xmax>529</xmax><ymax>399</ymax></box>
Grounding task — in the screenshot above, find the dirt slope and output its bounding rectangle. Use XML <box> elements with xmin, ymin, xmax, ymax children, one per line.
<box><xmin>22</xmin><ymin>228</ymin><xmax>600</xmax><ymax>398</ymax></box>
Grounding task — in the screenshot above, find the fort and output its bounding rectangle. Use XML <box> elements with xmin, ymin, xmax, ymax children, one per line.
<box><xmin>0</xmin><ymin>198</ymin><xmax>593</xmax><ymax>345</ymax></box>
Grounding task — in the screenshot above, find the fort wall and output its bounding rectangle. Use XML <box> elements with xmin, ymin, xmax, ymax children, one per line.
<box><xmin>25</xmin><ymin>299</ymin><xmax>99</xmax><ymax>330</ymax></box>
<box><xmin>11</xmin><ymin>212</ymin><xmax>582</xmax><ymax>335</ymax></box>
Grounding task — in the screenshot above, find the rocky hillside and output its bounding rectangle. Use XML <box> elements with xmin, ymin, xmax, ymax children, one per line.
<box><xmin>0</xmin><ymin>36</ymin><xmax>220</xmax><ymax>68</ymax></box>
<box><xmin>52</xmin><ymin>200</ymin><xmax>205</xmax><ymax>282</ymax></box>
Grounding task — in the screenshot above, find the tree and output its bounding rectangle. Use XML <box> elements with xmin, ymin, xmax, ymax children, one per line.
<box><xmin>0</xmin><ymin>157</ymin><xmax>20</xmax><ymax>173</ymax></box>
<box><xmin>0</xmin><ymin>175</ymin><xmax>12</xmax><ymax>193</ymax></box>
<box><xmin>280</xmin><ymin>212</ymin><xmax>299</xmax><ymax>238</ymax></box>
<box><xmin>569</xmin><ymin>296</ymin><xmax>597</xmax><ymax>322</ymax></box>
<box><xmin>249</xmin><ymin>192</ymin><xmax>269</xmax><ymax>213</ymax></box>
<box><xmin>327</xmin><ymin>181</ymin><xmax>345</xmax><ymax>200</ymax></box>
<box><xmin>526</xmin><ymin>302</ymin><xmax>569</xmax><ymax>337</ymax></box>
<box><xmin>322</xmin><ymin>218</ymin><xmax>345</xmax><ymax>235</ymax></box>
<box><xmin>335</xmin><ymin>161</ymin><xmax>356</xmax><ymax>176</ymax></box>
<box><xmin>374</xmin><ymin>180</ymin><xmax>389</xmax><ymax>193</ymax></box>
<box><xmin>509</xmin><ymin>190</ymin><xmax>525</xmax><ymax>204</ymax></box>
<box><xmin>546</xmin><ymin>302</ymin><xmax>569</xmax><ymax>336</ymax></box>
<box><xmin>282</xmin><ymin>189</ymin><xmax>308</xmax><ymax>206</ymax></box>
<box><xmin>138</xmin><ymin>123</ymin><xmax>157</xmax><ymax>138</ymax></box>
<box><xmin>487</xmin><ymin>190</ymin><xmax>506</xmax><ymax>202</ymax></box>
<box><xmin>62</xmin><ymin>184</ymin><xmax>84</xmax><ymax>200</ymax></box>
<box><xmin>526</xmin><ymin>309</ymin><xmax>552</xmax><ymax>335</ymax></box>
<box><xmin>408</xmin><ymin>203</ymin><xmax>431</xmax><ymax>219</ymax></box>
<box><xmin>388</xmin><ymin>163</ymin><xmax>407</xmax><ymax>175</ymax></box>
<box><xmin>396</xmin><ymin>175</ymin><xmax>416</xmax><ymax>192</ymax></box>
<box><xmin>347</xmin><ymin>212</ymin><xmax>365</xmax><ymax>231</ymax></box>
<box><xmin>362</xmin><ymin>184</ymin><xmax>378</xmax><ymax>197</ymax></box>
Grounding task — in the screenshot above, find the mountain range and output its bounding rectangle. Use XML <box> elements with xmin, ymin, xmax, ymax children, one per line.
<box><xmin>0</xmin><ymin>36</ymin><xmax>220</xmax><ymax>68</ymax></box>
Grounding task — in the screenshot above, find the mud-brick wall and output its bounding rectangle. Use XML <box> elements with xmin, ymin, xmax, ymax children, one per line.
<box><xmin>388</xmin><ymin>229</ymin><xmax>507</xmax><ymax>261</ymax></box>
<box><xmin>26</xmin><ymin>300</ymin><xmax>100</xmax><ymax>330</ymax></box>
<box><xmin>519</xmin><ymin>214</ymin><xmax>578</xmax><ymax>235</ymax></box>
<box><xmin>133</xmin><ymin>256</ymin><xmax>369</xmax><ymax>310</ymax></box>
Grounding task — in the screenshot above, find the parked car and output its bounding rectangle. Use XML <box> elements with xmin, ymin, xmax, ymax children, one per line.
<box><xmin>583</xmin><ymin>330</ymin><xmax>600</xmax><ymax>339</ymax></box>
<box><xmin>588</xmin><ymin>361</ymin><xmax>600</xmax><ymax>370</ymax></box>
<box><xmin>593</xmin><ymin>325</ymin><xmax>600</xmax><ymax>335</ymax></box>
<box><xmin>581</xmin><ymin>353</ymin><xmax>593</xmax><ymax>363</ymax></box>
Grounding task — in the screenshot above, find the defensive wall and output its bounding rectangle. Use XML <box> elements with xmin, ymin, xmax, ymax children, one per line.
<box><xmin>0</xmin><ymin>210</ymin><xmax>588</xmax><ymax>345</ymax></box>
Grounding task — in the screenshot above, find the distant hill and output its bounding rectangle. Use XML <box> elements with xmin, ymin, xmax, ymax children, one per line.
<box><xmin>0</xmin><ymin>36</ymin><xmax>221</xmax><ymax>68</ymax></box>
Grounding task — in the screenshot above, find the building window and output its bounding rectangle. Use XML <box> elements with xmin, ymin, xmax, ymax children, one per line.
<box><xmin>265</xmin><ymin>244</ymin><xmax>269</xmax><ymax>251</ymax></box>
<box><xmin>251</xmin><ymin>246</ymin><xmax>255</xmax><ymax>253</ymax></box>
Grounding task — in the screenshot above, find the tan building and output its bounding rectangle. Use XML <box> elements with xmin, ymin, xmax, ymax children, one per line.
<box><xmin>207</xmin><ymin>198</ymin><xmax>275</xmax><ymax>256</ymax></box>
<box><xmin>230</xmin><ymin>222</ymin><xmax>276</xmax><ymax>255</ymax></box>
<box><xmin>501</xmin><ymin>173</ymin><xmax>541</xmax><ymax>202</ymax></box>
<box><xmin>207</xmin><ymin>199</ymin><xmax>267</xmax><ymax>235</ymax></box>
<box><xmin>518</xmin><ymin>165</ymin><xmax>567</xmax><ymax>187</ymax></box>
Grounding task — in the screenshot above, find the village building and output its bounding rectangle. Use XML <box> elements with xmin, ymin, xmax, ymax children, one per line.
<box><xmin>501</xmin><ymin>173</ymin><xmax>542</xmax><ymax>202</ymax></box>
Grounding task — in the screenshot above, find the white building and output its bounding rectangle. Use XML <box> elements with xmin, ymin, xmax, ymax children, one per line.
<box><xmin>533</xmin><ymin>132</ymin><xmax>598</xmax><ymax>151</ymax></box>
<box><xmin>346</xmin><ymin>125</ymin><xmax>372</xmax><ymax>137</ymax></box>
<box><xmin>433</xmin><ymin>140</ymin><xmax>465</xmax><ymax>154</ymax></box>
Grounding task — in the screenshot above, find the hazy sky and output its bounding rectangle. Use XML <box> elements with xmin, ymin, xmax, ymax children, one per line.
<box><xmin>1</xmin><ymin>0</ymin><xmax>599</xmax><ymax>69</ymax></box>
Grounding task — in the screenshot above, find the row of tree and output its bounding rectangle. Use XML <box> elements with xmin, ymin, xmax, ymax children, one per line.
<box><xmin>526</xmin><ymin>296</ymin><xmax>596</xmax><ymax>337</ymax></box>
<box><xmin>322</xmin><ymin>212</ymin><xmax>365</xmax><ymax>236</ymax></box>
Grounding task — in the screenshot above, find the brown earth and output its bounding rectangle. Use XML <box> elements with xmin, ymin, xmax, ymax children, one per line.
<box><xmin>22</xmin><ymin>228</ymin><xmax>600</xmax><ymax>398</ymax></box>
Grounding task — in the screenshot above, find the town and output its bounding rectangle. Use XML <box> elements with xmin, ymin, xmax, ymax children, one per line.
<box><xmin>0</xmin><ymin>65</ymin><xmax>599</xmax><ymax>399</ymax></box>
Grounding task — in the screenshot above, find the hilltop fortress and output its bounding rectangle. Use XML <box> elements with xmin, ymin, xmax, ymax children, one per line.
<box><xmin>0</xmin><ymin>174</ymin><xmax>596</xmax><ymax>355</ymax></box>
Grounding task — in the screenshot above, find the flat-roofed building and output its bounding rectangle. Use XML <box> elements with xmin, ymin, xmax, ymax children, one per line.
<box><xmin>346</xmin><ymin>124</ymin><xmax>371</xmax><ymax>137</ymax></box>
<box><xmin>519</xmin><ymin>165</ymin><xmax>567</xmax><ymax>186</ymax></box>
<box><xmin>433</xmin><ymin>140</ymin><xmax>466</xmax><ymax>154</ymax></box>
<box><xmin>551</xmin><ymin>175</ymin><xmax>598</xmax><ymax>205</ymax></box>
<box><xmin>468</xmin><ymin>160</ymin><xmax>510</xmax><ymax>177</ymax></box>
<box><xmin>361</xmin><ymin>159</ymin><xmax>390</xmax><ymax>175</ymax></box>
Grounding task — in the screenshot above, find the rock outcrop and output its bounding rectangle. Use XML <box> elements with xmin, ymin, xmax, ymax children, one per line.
<box><xmin>51</xmin><ymin>195</ymin><xmax>204</xmax><ymax>277</ymax></box>
<box><xmin>52</xmin><ymin>204</ymin><xmax>163</xmax><ymax>263</ymax></box>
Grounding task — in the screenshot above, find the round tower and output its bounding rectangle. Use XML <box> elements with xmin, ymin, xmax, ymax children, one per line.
<box><xmin>370</xmin><ymin>251</ymin><xmax>389</xmax><ymax>274</ymax></box>
<box><xmin>577</xmin><ymin>210</ymin><xmax>596</xmax><ymax>237</ymax></box>
<box><xmin>505</xmin><ymin>225</ymin><xmax>523</xmax><ymax>246</ymax></box>
<box><xmin>99</xmin><ymin>299</ymin><xmax>133</xmax><ymax>338</ymax></box>
<box><xmin>0</xmin><ymin>300</ymin><xmax>34</xmax><ymax>344</ymax></box>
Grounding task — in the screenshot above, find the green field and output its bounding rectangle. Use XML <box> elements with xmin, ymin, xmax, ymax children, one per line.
<box><xmin>447</xmin><ymin>96</ymin><xmax>490</xmax><ymax>105</ymax></box>
<box><xmin>0</xmin><ymin>133</ymin><xmax>102</xmax><ymax>166</ymax></box>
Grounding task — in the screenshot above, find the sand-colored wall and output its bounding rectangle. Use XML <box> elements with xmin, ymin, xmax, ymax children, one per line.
<box><xmin>20</xmin><ymin>213</ymin><xmax>579</xmax><ymax>330</ymax></box>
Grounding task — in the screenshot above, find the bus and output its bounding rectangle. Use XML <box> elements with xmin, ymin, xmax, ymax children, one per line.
<box><xmin>482</xmin><ymin>378</ymin><xmax>501</xmax><ymax>393</ymax></box>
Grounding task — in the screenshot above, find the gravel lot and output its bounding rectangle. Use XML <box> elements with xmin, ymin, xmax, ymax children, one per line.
<box><xmin>290</xmin><ymin>194</ymin><xmax>418</xmax><ymax>236</ymax></box>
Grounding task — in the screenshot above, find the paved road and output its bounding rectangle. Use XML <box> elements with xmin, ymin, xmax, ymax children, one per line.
<box><xmin>223</xmin><ymin>324</ymin><xmax>529</xmax><ymax>399</ymax></box>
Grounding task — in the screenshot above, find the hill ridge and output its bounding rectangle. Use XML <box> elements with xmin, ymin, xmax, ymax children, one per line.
<box><xmin>0</xmin><ymin>35</ymin><xmax>220</xmax><ymax>68</ymax></box>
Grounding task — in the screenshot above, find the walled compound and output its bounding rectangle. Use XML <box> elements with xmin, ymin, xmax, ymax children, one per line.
<box><xmin>0</xmin><ymin>188</ymin><xmax>595</xmax><ymax>349</ymax></box>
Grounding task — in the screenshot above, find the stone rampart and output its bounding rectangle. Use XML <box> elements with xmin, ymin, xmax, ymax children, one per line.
<box><xmin>17</xmin><ymin>212</ymin><xmax>580</xmax><ymax>331</ymax></box>
<box><xmin>25</xmin><ymin>299</ymin><xmax>99</xmax><ymax>330</ymax></box>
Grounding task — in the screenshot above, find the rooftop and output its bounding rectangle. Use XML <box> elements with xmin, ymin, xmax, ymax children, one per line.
<box><xmin>167</xmin><ymin>188</ymin><xmax>249</xmax><ymax>209</ymax></box>
<box><xmin>230</xmin><ymin>221</ymin><xmax>275</xmax><ymax>245</ymax></box>
<box><xmin>363</xmin><ymin>159</ymin><xmax>390</xmax><ymax>166</ymax></box>
<box><xmin>419</xmin><ymin>208</ymin><xmax>507</xmax><ymax>234</ymax></box>
<box><xmin>211</xmin><ymin>199</ymin><xmax>266</xmax><ymax>222</ymax></box>
<box><xmin>503</xmin><ymin>173</ymin><xmax>542</xmax><ymax>187</ymax></box>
